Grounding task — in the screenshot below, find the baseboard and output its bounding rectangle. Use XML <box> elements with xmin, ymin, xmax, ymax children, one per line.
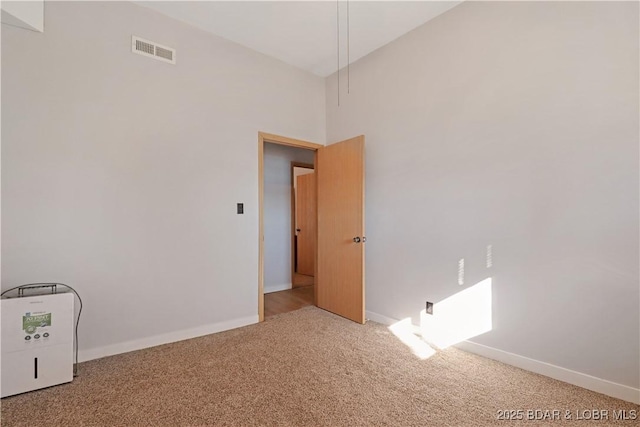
<box><xmin>365</xmin><ymin>310</ymin><xmax>640</xmax><ymax>405</ymax></box>
<box><xmin>78</xmin><ymin>314</ymin><xmax>259</xmax><ymax>363</ymax></box>
<box><xmin>264</xmin><ymin>283</ymin><xmax>292</xmax><ymax>294</ymax></box>
<box><xmin>365</xmin><ymin>310</ymin><xmax>399</xmax><ymax>326</ymax></box>
<box><xmin>456</xmin><ymin>340</ymin><xmax>640</xmax><ymax>405</ymax></box>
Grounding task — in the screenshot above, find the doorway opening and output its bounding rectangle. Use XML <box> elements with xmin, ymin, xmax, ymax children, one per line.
<box><xmin>258</xmin><ymin>133</ymin><xmax>323</xmax><ymax>322</ymax></box>
<box><xmin>291</xmin><ymin>163</ymin><xmax>315</xmax><ymax>288</ymax></box>
<box><xmin>259</xmin><ymin>132</ymin><xmax>366</xmax><ymax>324</ymax></box>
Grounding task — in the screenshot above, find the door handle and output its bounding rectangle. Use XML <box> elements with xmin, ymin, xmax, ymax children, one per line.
<box><xmin>353</xmin><ymin>237</ymin><xmax>361</xmax><ymax>243</ymax></box>
<box><xmin>296</xmin><ymin>229</ymin><xmax>301</xmax><ymax>232</ymax></box>
<box><xmin>362</xmin><ymin>237</ymin><xmax>366</xmax><ymax>243</ymax></box>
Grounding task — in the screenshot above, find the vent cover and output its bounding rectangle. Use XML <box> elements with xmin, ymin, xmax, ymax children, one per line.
<box><xmin>131</xmin><ymin>36</ymin><xmax>176</xmax><ymax>65</ymax></box>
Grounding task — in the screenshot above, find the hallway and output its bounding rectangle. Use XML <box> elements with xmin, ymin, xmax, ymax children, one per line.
<box><xmin>264</xmin><ymin>285</ymin><xmax>314</xmax><ymax>318</ymax></box>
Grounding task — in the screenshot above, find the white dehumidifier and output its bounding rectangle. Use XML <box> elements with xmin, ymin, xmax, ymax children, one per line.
<box><xmin>1</xmin><ymin>292</ymin><xmax>74</xmax><ymax>397</ymax></box>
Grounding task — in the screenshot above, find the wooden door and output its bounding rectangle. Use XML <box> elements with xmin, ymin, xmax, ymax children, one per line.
<box><xmin>296</xmin><ymin>173</ymin><xmax>316</xmax><ymax>277</ymax></box>
<box><xmin>316</xmin><ymin>136</ymin><xmax>365</xmax><ymax>324</ymax></box>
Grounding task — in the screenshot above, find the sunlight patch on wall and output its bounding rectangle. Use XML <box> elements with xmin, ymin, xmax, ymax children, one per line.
<box><xmin>420</xmin><ymin>278</ymin><xmax>492</xmax><ymax>349</ymax></box>
<box><xmin>388</xmin><ymin>318</ymin><xmax>436</xmax><ymax>360</ymax></box>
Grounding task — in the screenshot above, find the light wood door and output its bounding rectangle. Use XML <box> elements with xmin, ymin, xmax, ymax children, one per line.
<box><xmin>296</xmin><ymin>173</ymin><xmax>316</xmax><ymax>277</ymax></box>
<box><xmin>316</xmin><ymin>136</ymin><xmax>365</xmax><ymax>324</ymax></box>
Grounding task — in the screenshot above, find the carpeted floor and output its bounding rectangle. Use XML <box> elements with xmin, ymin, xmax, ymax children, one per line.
<box><xmin>1</xmin><ymin>306</ymin><xmax>638</xmax><ymax>426</ymax></box>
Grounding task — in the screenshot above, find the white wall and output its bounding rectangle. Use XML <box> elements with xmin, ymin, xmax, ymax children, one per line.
<box><xmin>263</xmin><ymin>143</ymin><xmax>314</xmax><ymax>293</ymax></box>
<box><xmin>327</xmin><ymin>0</ymin><xmax>639</xmax><ymax>392</ymax></box>
<box><xmin>1</xmin><ymin>0</ymin><xmax>44</xmax><ymax>32</ymax></box>
<box><xmin>1</xmin><ymin>1</ymin><xmax>325</xmax><ymax>360</ymax></box>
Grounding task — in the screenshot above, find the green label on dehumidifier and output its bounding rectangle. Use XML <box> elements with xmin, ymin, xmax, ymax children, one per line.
<box><xmin>23</xmin><ymin>313</ymin><xmax>51</xmax><ymax>334</ymax></box>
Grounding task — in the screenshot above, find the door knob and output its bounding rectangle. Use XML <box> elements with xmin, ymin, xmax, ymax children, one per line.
<box><xmin>353</xmin><ymin>237</ymin><xmax>361</xmax><ymax>243</ymax></box>
<box><xmin>362</xmin><ymin>237</ymin><xmax>366</xmax><ymax>243</ymax></box>
<box><xmin>296</xmin><ymin>229</ymin><xmax>301</xmax><ymax>232</ymax></box>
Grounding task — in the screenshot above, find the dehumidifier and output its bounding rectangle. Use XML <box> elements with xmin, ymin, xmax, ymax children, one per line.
<box><xmin>1</xmin><ymin>292</ymin><xmax>74</xmax><ymax>397</ymax></box>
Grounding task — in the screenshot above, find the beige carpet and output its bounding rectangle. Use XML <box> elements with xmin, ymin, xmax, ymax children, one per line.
<box><xmin>1</xmin><ymin>306</ymin><xmax>638</xmax><ymax>426</ymax></box>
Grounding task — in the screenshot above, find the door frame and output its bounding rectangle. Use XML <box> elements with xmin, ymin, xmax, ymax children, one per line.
<box><xmin>258</xmin><ymin>132</ymin><xmax>323</xmax><ymax>321</ymax></box>
<box><xmin>290</xmin><ymin>162</ymin><xmax>314</xmax><ymax>285</ymax></box>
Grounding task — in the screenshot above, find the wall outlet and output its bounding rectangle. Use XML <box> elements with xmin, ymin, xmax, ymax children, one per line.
<box><xmin>426</xmin><ymin>301</ymin><xmax>434</xmax><ymax>315</ymax></box>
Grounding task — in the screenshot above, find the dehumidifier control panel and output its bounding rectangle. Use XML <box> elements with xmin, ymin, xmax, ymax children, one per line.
<box><xmin>1</xmin><ymin>293</ymin><xmax>74</xmax><ymax>397</ymax></box>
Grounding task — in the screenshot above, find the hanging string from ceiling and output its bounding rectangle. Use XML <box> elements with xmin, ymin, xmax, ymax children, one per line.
<box><xmin>337</xmin><ymin>0</ymin><xmax>340</xmax><ymax>107</ymax></box>
<box><xmin>337</xmin><ymin>0</ymin><xmax>351</xmax><ymax>106</ymax></box>
<box><xmin>347</xmin><ymin>0</ymin><xmax>350</xmax><ymax>95</ymax></box>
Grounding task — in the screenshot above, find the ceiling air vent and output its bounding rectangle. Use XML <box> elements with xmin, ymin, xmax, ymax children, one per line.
<box><xmin>131</xmin><ymin>36</ymin><xmax>176</xmax><ymax>65</ymax></box>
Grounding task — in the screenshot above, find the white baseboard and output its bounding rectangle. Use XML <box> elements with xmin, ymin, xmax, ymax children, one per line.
<box><xmin>366</xmin><ymin>310</ymin><xmax>399</xmax><ymax>326</ymax></box>
<box><xmin>365</xmin><ymin>310</ymin><xmax>640</xmax><ymax>405</ymax></box>
<box><xmin>264</xmin><ymin>283</ymin><xmax>292</xmax><ymax>294</ymax></box>
<box><xmin>78</xmin><ymin>315</ymin><xmax>259</xmax><ymax>363</ymax></box>
<box><xmin>456</xmin><ymin>340</ymin><xmax>640</xmax><ymax>405</ymax></box>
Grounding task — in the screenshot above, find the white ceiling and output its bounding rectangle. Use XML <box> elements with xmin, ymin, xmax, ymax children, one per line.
<box><xmin>136</xmin><ymin>1</ymin><xmax>463</xmax><ymax>77</ymax></box>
